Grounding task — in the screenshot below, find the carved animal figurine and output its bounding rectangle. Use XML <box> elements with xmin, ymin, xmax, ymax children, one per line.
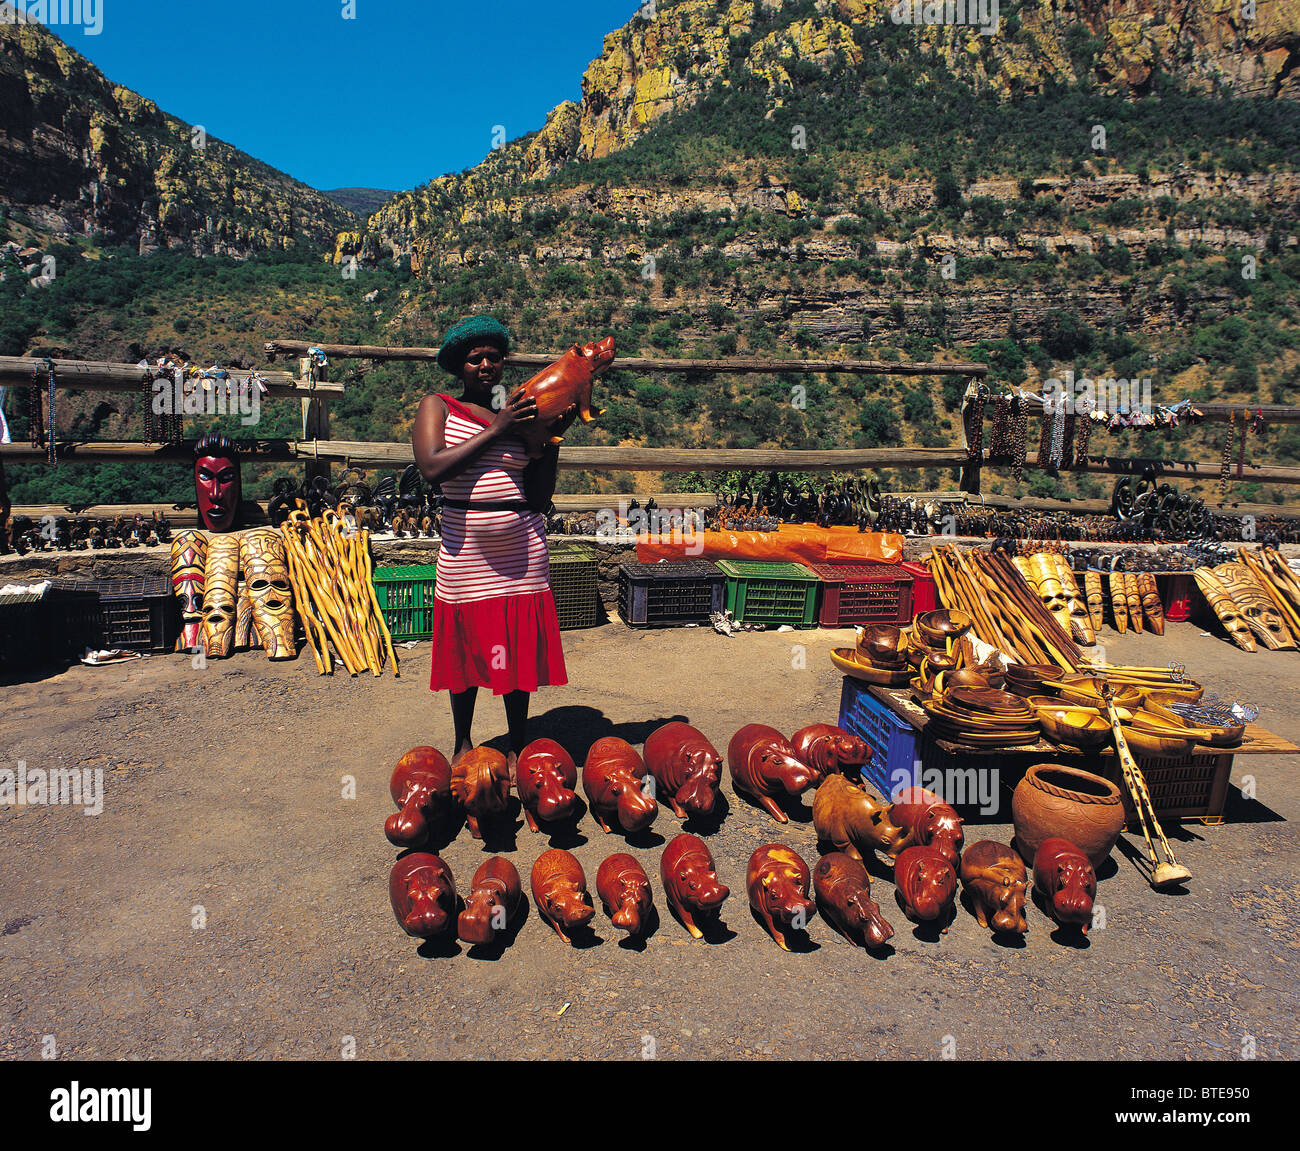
<box><xmin>389</xmin><ymin>853</ymin><xmax>457</xmax><ymax>939</ymax></box>
<box><xmin>583</xmin><ymin>737</ymin><xmax>657</xmax><ymax>835</ymax></box>
<box><xmin>530</xmin><ymin>849</ymin><xmax>595</xmax><ymax>943</ymax></box>
<box><xmin>660</xmin><ymin>833</ymin><xmax>730</xmax><ymax>938</ymax></box>
<box><xmin>516</xmin><ymin>336</ymin><xmax>616</xmax><ymax>458</ymax></box>
<box><xmin>457</xmin><ymin>857</ymin><xmax>523</xmax><ymax>946</ymax></box>
<box><xmin>790</xmin><ymin>723</ymin><xmax>872</xmax><ymax>783</ymax></box>
<box><xmin>959</xmin><ymin>840</ymin><xmax>1029</xmax><ymax>936</ymax></box>
<box><xmin>450</xmin><ymin>747</ymin><xmax>512</xmax><ymax>840</ymax></box>
<box><xmin>1033</xmin><ymin>837</ymin><xmax>1097</xmax><ymax>935</ymax></box>
<box><xmin>596</xmin><ymin>853</ymin><xmax>654</xmax><ymax>936</ymax></box>
<box><xmin>813</xmin><ymin>852</ymin><xmax>894</xmax><ymax>949</ymax></box>
<box><xmin>515</xmin><ymin>738</ymin><xmax>579</xmax><ymax>832</ymax></box>
<box><xmin>890</xmin><ymin>786</ymin><xmax>965</xmax><ymax>868</ymax></box>
<box><xmin>747</xmin><ymin>844</ymin><xmax>816</xmax><ymax>951</ymax></box>
<box><xmin>385</xmin><ymin>746</ymin><xmax>453</xmax><ymax>848</ymax></box>
<box><xmin>727</xmin><ymin>724</ymin><xmax>816</xmax><ymax>824</ymax></box>
<box><xmin>893</xmin><ymin>845</ymin><xmax>958</xmax><ymax>931</ymax></box>
<box><xmin>812</xmin><ymin>773</ymin><xmax>908</xmax><ymax>862</ymax></box>
<box><xmin>643</xmin><ymin>721</ymin><xmax>723</xmax><ymax>820</ymax></box>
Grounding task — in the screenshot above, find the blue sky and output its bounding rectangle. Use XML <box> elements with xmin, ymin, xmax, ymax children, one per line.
<box><xmin>28</xmin><ymin>0</ymin><xmax>645</xmax><ymax>192</ymax></box>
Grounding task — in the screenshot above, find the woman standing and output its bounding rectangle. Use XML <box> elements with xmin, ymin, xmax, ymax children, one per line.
<box><xmin>412</xmin><ymin>316</ymin><xmax>570</xmax><ymax>771</ymax></box>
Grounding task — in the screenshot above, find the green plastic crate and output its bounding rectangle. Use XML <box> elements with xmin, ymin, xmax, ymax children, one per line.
<box><xmin>372</xmin><ymin>564</ymin><xmax>438</xmax><ymax>641</ymax></box>
<box><xmin>715</xmin><ymin>559</ymin><xmax>820</xmax><ymax>629</ymax></box>
<box><xmin>549</xmin><ymin>546</ymin><xmax>601</xmax><ymax>630</ymax></box>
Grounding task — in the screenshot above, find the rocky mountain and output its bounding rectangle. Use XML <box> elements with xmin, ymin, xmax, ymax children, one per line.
<box><xmin>348</xmin><ymin>0</ymin><xmax>1300</xmax><ymax>268</ymax></box>
<box><xmin>0</xmin><ymin>3</ymin><xmax>356</xmax><ymax>256</ymax></box>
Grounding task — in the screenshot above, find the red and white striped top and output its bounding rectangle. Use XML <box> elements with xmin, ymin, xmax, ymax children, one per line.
<box><xmin>434</xmin><ymin>394</ymin><xmax>551</xmax><ymax>604</ymax></box>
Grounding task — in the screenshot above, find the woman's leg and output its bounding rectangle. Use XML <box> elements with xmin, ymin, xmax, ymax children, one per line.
<box><xmin>503</xmin><ymin>690</ymin><xmax>531</xmax><ymax>768</ymax></box>
<box><xmin>450</xmin><ymin>687</ymin><xmax>478</xmax><ymax>761</ymax></box>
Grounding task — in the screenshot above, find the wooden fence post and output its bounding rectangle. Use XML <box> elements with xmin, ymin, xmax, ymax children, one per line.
<box><xmin>300</xmin><ymin>356</ymin><xmax>331</xmax><ymax>489</ymax></box>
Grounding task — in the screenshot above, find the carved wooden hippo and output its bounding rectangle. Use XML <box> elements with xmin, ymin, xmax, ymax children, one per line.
<box><xmin>596</xmin><ymin>853</ymin><xmax>654</xmax><ymax>936</ymax></box>
<box><xmin>643</xmin><ymin>721</ymin><xmax>722</xmax><ymax>820</ymax></box>
<box><xmin>530</xmin><ymin>849</ymin><xmax>595</xmax><ymax>943</ymax></box>
<box><xmin>517</xmin><ymin>336</ymin><xmax>615</xmax><ymax>457</ymax></box>
<box><xmin>747</xmin><ymin>844</ymin><xmax>816</xmax><ymax>951</ymax></box>
<box><xmin>389</xmin><ymin>853</ymin><xmax>457</xmax><ymax>939</ymax></box>
<box><xmin>891</xmin><ymin>786</ymin><xmax>965</xmax><ymax>868</ymax></box>
<box><xmin>583</xmin><ymin>736</ymin><xmax>657</xmax><ymax>835</ymax></box>
<box><xmin>959</xmin><ymin>840</ymin><xmax>1029</xmax><ymax>936</ymax></box>
<box><xmin>385</xmin><ymin>746</ymin><xmax>452</xmax><ymax>848</ymax></box>
<box><xmin>660</xmin><ymin>833</ymin><xmax>729</xmax><ymax>938</ymax></box>
<box><xmin>727</xmin><ymin>724</ymin><xmax>816</xmax><ymax>824</ymax></box>
<box><xmin>1033</xmin><ymin>837</ymin><xmax>1097</xmax><ymax>934</ymax></box>
<box><xmin>894</xmin><ymin>844</ymin><xmax>958</xmax><ymax>931</ymax></box>
<box><xmin>450</xmin><ymin>747</ymin><xmax>512</xmax><ymax>840</ymax></box>
<box><xmin>813</xmin><ymin>852</ymin><xmax>894</xmax><ymax>949</ymax></box>
<box><xmin>813</xmin><ymin>773</ymin><xmax>908</xmax><ymax>862</ymax></box>
<box><xmin>790</xmin><ymin>723</ymin><xmax>872</xmax><ymax>783</ymax></box>
<box><xmin>515</xmin><ymin>738</ymin><xmax>579</xmax><ymax>832</ymax></box>
<box><xmin>457</xmin><ymin>857</ymin><xmax>523</xmax><ymax>946</ymax></box>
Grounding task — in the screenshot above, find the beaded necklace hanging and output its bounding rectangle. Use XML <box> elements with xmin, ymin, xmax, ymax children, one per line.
<box><xmin>989</xmin><ymin>395</ymin><xmax>1012</xmax><ymax>461</ymax></box>
<box><xmin>963</xmin><ymin>384</ymin><xmax>987</xmax><ymax>462</ymax></box>
<box><xmin>1048</xmin><ymin>392</ymin><xmax>1067</xmax><ymax>472</ymax></box>
<box><xmin>1011</xmin><ymin>394</ymin><xmax>1029</xmax><ymax>482</ymax></box>
<box><xmin>1221</xmin><ymin>411</ymin><xmax>1235</xmax><ymax>495</ymax></box>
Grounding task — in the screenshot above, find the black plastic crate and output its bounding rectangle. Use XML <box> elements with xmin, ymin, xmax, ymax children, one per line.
<box><xmin>0</xmin><ymin>585</ymin><xmax>101</xmax><ymax>671</ymax></box>
<box><xmin>93</xmin><ymin>576</ymin><xmax>178</xmax><ymax>654</ymax></box>
<box><xmin>549</xmin><ymin>545</ymin><xmax>601</xmax><ymax>630</ymax></box>
<box><xmin>618</xmin><ymin>560</ymin><xmax>724</xmax><ymax>627</ymax></box>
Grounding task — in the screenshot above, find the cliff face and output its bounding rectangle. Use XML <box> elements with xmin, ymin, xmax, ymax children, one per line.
<box><xmin>355</xmin><ymin>0</ymin><xmax>1299</xmax><ymax>269</ymax></box>
<box><xmin>0</xmin><ymin>6</ymin><xmax>355</xmax><ymax>255</ymax></box>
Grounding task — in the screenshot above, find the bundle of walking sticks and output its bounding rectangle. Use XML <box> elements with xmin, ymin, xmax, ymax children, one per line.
<box><xmin>279</xmin><ymin>502</ymin><xmax>398</xmax><ymax>677</ymax></box>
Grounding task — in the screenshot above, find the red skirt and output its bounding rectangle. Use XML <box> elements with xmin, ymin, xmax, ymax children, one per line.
<box><xmin>428</xmin><ymin>589</ymin><xmax>568</xmax><ymax>695</ymax></box>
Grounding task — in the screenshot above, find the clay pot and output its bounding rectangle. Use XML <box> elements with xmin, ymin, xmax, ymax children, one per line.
<box><xmin>1011</xmin><ymin>763</ymin><xmax>1126</xmax><ymax>868</ymax></box>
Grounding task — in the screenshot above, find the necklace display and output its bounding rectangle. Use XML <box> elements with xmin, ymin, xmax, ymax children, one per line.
<box><xmin>1221</xmin><ymin>411</ymin><xmax>1235</xmax><ymax>495</ymax></box>
<box><xmin>1073</xmin><ymin>399</ymin><xmax>1094</xmax><ymax>467</ymax></box>
<box><xmin>988</xmin><ymin>396</ymin><xmax>1013</xmax><ymax>461</ymax></box>
<box><xmin>1011</xmin><ymin>395</ymin><xmax>1029</xmax><ymax>482</ymax></box>
<box><xmin>963</xmin><ymin>385</ymin><xmax>987</xmax><ymax>461</ymax></box>
<box><xmin>1048</xmin><ymin>393</ymin><xmax>1067</xmax><ymax>472</ymax></box>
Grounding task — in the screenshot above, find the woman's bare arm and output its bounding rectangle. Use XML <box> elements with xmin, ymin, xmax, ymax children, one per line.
<box><xmin>412</xmin><ymin>390</ymin><xmax>538</xmax><ymax>485</ymax></box>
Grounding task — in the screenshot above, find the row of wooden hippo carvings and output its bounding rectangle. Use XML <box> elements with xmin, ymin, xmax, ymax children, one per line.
<box><xmin>390</xmin><ymin>829</ymin><xmax>1098</xmax><ymax>950</ymax></box>
<box><xmin>385</xmin><ymin>721</ymin><xmax>875</xmax><ymax>848</ymax></box>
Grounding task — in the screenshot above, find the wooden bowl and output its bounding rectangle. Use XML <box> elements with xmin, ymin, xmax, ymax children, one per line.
<box><xmin>831</xmin><ymin>648</ymin><xmax>912</xmax><ymax>685</ymax></box>
<box><xmin>857</xmin><ymin>623</ymin><xmax>905</xmax><ymax>663</ymax></box>
<box><xmin>915</xmin><ymin>609</ymin><xmax>974</xmax><ymax>647</ymax></box>
<box><xmin>1117</xmin><ymin>723</ymin><xmax>1198</xmax><ymax>758</ymax></box>
<box><xmin>1037</xmin><ymin>708</ymin><xmax>1113</xmax><ymax>751</ymax></box>
<box><xmin>1141</xmin><ymin>698</ymin><xmax>1245</xmax><ymax>748</ymax></box>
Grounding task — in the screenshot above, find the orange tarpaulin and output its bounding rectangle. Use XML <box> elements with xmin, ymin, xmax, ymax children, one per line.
<box><xmin>635</xmin><ymin>524</ymin><xmax>905</xmax><ymax>565</ymax></box>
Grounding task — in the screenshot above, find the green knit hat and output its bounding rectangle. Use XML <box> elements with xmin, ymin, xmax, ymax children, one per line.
<box><xmin>436</xmin><ymin>315</ymin><xmax>511</xmax><ymax>375</ymax></box>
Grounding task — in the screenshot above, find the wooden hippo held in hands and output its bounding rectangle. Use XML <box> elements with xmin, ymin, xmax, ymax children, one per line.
<box><xmin>515</xmin><ymin>738</ymin><xmax>579</xmax><ymax>832</ymax></box>
<box><xmin>385</xmin><ymin>746</ymin><xmax>452</xmax><ymax>848</ymax></box>
<box><xmin>389</xmin><ymin>853</ymin><xmax>457</xmax><ymax>939</ymax></box>
<box><xmin>813</xmin><ymin>773</ymin><xmax>908</xmax><ymax>862</ymax></box>
<box><xmin>643</xmin><ymin>721</ymin><xmax>723</xmax><ymax>820</ymax></box>
<box><xmin>813</xmin><ymin>852</ymin><xmax>894</xmax><ymax>949</ymax></box>
<box><xmin>596</xmin><ymin>853</ymin><xmax>654</xmax><ymax>936</ymax></box>
<box><xmin>517</xmin><ymin>336</ymin><xmax>615</xmax><ymax>457</ymax></box>
<box><xmin>530</xmin><ymin>849</ymin><xmax>595</xmax><ymax>943</ymax></box>
<box><xmin>457</xmin><ymin>857</ymin><xmax>523</xmax><ymax>946</ymax></box>
<box><xmin>959</xmin><ymin>841</ymin><xmax>1029</xmax><ymax>936</ymax></box>
<box><xmin>660</xmin><ymin>833</ymin><xmax>730</xmax><ymax>938</ymax></box>
<box><xmin>747</xmin><ymin>844</ymin><xmax>816</xmax><ymax>951</ymax></box>
<box><xmin>790</xmin><ymin>723</ymin><xmax>872</xmax><ymax>783</ymax></box>
<box><xmin>583</xmin><ymin>736</ymin><xmax>657</xmax><ymax>834</ymax></box>
<box><xmin>890</xmin><ymin>786</ymin><xmax>965</xmax><ymax>868</ymax></box>
<box><xmin>727</xmin><ymin>724</ymin><xmax>816</xmax><ymax>824</ymax></box>
<box><xmin>451</xmin><ymin>748</ymin><xmax>512</xmax><ymax>840</ymax></box>
<box><xmin>894</xmin><ymin>845</ymin><xmax>958</xmax><ymax>931</ymax></box>
<box><xmin>1033</xmin><ymin>838</ymin><xmax>1097</xmax><ymax>934</ymax></box>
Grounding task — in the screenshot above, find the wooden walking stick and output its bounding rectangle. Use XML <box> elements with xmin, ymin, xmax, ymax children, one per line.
<box><xmin>1099</xmin><ymin>682</ymin><xmax>1192</xmax><ymax>890</ymax></box>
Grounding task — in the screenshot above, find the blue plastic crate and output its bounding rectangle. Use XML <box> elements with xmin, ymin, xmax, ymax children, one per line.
<box><xmin>837</xmin><ymin>677</ymin><xmax>920</xmax><ymax>799</ymax></box>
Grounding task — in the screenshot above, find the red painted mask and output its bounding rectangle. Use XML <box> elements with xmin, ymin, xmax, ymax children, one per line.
<box><xmin>195</xmin><ymin>453</ymin><xmax>241</xmax><ymax>533</ymax></box>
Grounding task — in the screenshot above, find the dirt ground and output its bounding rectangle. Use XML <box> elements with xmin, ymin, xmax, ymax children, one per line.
<box><xmin>2</xmin><ymin>613</ymin><xmax>1299</xmax><ymax>1064</ymax></box>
